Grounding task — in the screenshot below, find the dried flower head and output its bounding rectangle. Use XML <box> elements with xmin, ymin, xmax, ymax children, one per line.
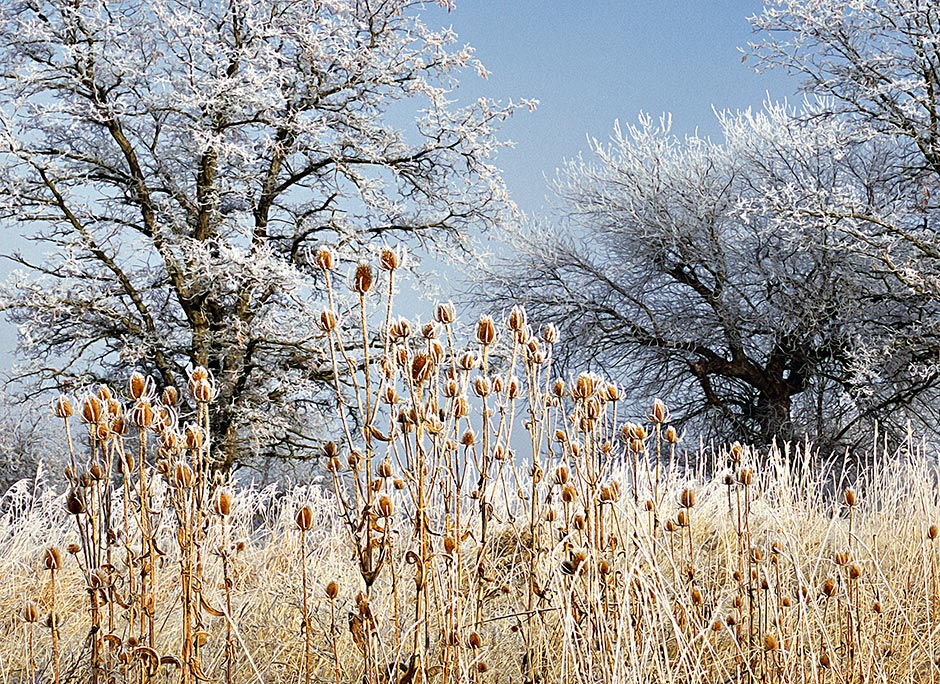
<box><xmin>353</xmin><ymin>262</ymin><xmax>374</xmax><ymax>294</ymax></box>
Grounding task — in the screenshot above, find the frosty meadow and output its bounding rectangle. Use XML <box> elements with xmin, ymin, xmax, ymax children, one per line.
<box><xmin>4</xmin><ymin>0</ymin><xmax>940</xmax><ymax>683</ymax></box>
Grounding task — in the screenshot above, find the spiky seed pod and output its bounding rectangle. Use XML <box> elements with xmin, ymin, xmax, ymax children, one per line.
<box><xmin>191</xmin><ymin>379</ymin><xmax>214</xmax><ymax>403</ymax></box>
<box><xmin>555</xmin><ymin>465</ymin><xmax>570</xmax><ymax>485</ymax></box>
<box><xmin>665</xmin><ymin>519</ymin><xmax>677</xmax><ymax>533</ymax></box>
<box><xmin>665</xmin><ymin>425</ymin><xmax>679</xmax><ymax>443</ymax></box>
<box><xmin>422</xmin><ymin>322</ymin><xmax>439</xmax><ymax>340</ymax></box>
<box><xmin>680</xmin><ymin>488</ymin><xmax>696</xmax><ymax>508</ymax></box>
<box><xmin>651</xmin><ymin>398</ymin><xmax>668</xmax><ymax>423</ymax></box>
<box><xmin>573</xmin><ymin>373</ymin><xmax>595</xmax><ymax>400</ymax></box>
<box><xmin>296</xmin><ymin>505</ymin><xmax>314</xmax><ymax>531</ymax></box>
<box><xmin>129</xmin><ymin>372</ymin><xmax>149</xmax><ymax>400</ymax></box>
<box><xmin>67</xmin><ymin>543</ymin><xmax>80</xmax><ymax>555</ymax></box>
<box><xmin>353</xmin><ymin>262</ymin><xmax>374</xmax><ymax>294</ymax></box>
<box><xmin>130</xmin><ymin>400</ymin><xmax>155</xmax><ymax>428</ymax></box>
<box><xmin>184</xmin><ymin>424</ymin><xmax>204</xmax><ymax>451</ymax></box>
<box><xmin>476</xmin><ymin>663</ymin><xmax>488</xmax><ymax>674</ymax></box>
<box><xmin>507</xmin><ymin>305</ymin><xmax>527</xmax><ymax>332</ymax></box>
<box><xmin>453</xmin><ymin>396</ymin><xmax>470</xmax><ymax>419</ymax></box>
<box><xmin>819</xmin><ymin>653</ymin><xmax>832</xmax><ymax>669</ymax></box>
<box><xmin>763</xmin><ymin>633</ymin><xmax>778</xmax><ymax>652</ymax></box>
<box><xmin>729</xmin><ymin>442</ymin><xmax>744</xmax><ymax>464</ymax></box>
<box><xmin>54</xmin><ymin>395</ymin><xmax>73</xmax><ymax>418</ymax></box>
<box><xmin>930</xmin><ymin>524</ymin><xmax>939</xmax><ymax>540</ymax></box>
<box><xmin>81</xmin><ymin>394</ymin><xmax>103</xmax><ymax>424</ymax></box>
<box><xmin>677</xmin><ymin>510</ymin><xmax>689</xmax><ymax>527</ymax></box>
<box><xmin>378</xmin><ymin>460</ymin><xmax>392</xmax><ymax>479</ymax></box>
<box><xmin>541</xmin><ymin>323</ymin><xmax>559</xmax><ymax>345</ymax></box>
<box><xmin>411</xmin><ymin>352</ymin><xmax>433</xmax><ymax>385</ymax></box>
<box><xmin>834</xmin><ymin>551</ymin><xmax>850</xmax><ymax>566</ymax></box>
<box><xmin>691</xmin><ymin>588</ymin><xmax>704</xmax><ymax>606</ymax></box>
<box><xmin>545</xmin><ymin>508</ymin><xmax>557</xmax><ymax>522</ymax></box>
<box><xmin>315</xmin><ymin>246</ymin><xmax>334</xmax><ymax>272</ymax></box>
<box><xmin>44</xmin><ymin>547</ymin><xmax>61</xmax><ymax>571</ymax></box>
<box><xmin>379</xmin><ymin>246</ymin><xmax>402</xmax><ymax>271</ymax></box>
<box><xmin>507</xmin><ymin>376</ymin><xmax>521</xmax><ymax>399</ymax></box>
<box><xmin>552</xmin><ymin>379</ymin><xmax>565</xmax><ymax>398</ymax></box>
<box><xmin>22</xmin><ymin>600</ymin><xmax>39</xmax><ymax>623</ymax></box>
<box><xmin>554</xmin><ymin>429</ymin><xmax>567</xmax><ymax>442</ymax></box>
<box><xmin>473</xmin><ymin>376</ymin><xmax>491</xmax><ymax>397</ymax></box>
<box><xmin>435</xmin><ymin>301</ymin><xmax>456</xmax><ymax>325</ymax></box>
<box><xmin>326</xmin><ymin>581</ymin><xmax>339</xmax><ymax>600</ymax></box>
<box><xmin>162</xmin><ymin>386</ymin><xmax>179</xmax><ymax>407</ymax></box>
<box><xmin>89</xmin><ymin>462</ymin><xmax>104</xmax><ymax>480</ymax></box>
<box><xmin>457</xmin><ymin>351</ymin><xmax>479</xmax><ymax>371</ymax></box>
<box><xmin>66</xmin><ymin>491</ymin><xmax>85</xmax><ymax>516</ymax></box>
<box><xmin>850</xmin><ymin>564</ymin><xmax>861</xmax><ymax>580</ymax></box>
<box><xmin>738</xmin><ymin>468</ymin><xmax>753</xmax><ymax>486</ymax></box>
<box><xmin>573</xmin><ymin>513</ymin><xmax>585</xmax><ymax>530</ymax></box>
<box><xmin>460</xmin><ymin>430</ymin><xmax>475</xmax><ymax>446</ymax></box>
<box><xmin>844</xmin><ymin>488</ymin><xmax>857</xmax><ymax>507</ymax></box>
<box><xmin>821</xmin><ymin>577</ymin><xmax>836</xmax><ymax>597</ymax></box>
<box><xmin>319</xmin><ymin>309</ymin><xmax>338</xmax><ymax>332</ymax></box>
<box><xmin>378</xmin><ymin>496</ymin><xmax>393</xmax><ymax>517</ymax></box>
<box><xmin>174</xmin><ymin>463</ymin><xmax>194</xmax><ymax>489</ymax></box>
<box><xmin>214</xmin><ymin>489</ymin><xmax>232</xmax><ymax>517</ymax></box>
<box><xmin>873</xmin><ymin>600</ymin><xmax>882</xmax><ymax>614</ymax></box>
<box><xmin>561</xmin><ymin>484</ymin><xmax>577</xmax><ymax>504</ymax></box>
<box><xmin>476</xmin><ymin>315</ymin><xmax>496</xmax><ymax>346</ymax></box>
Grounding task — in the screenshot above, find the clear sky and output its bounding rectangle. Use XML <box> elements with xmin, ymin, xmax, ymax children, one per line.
<box><xmin>429</xmin><ymin>0</ymin><xmax>799</xmax><ymax>218</ymax></box>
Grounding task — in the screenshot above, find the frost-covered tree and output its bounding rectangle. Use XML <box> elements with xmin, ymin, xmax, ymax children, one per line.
<box><xmin>491</xmin><ymin>104</ymin><xmax>940</xmax><ymax>448</ymax></box>
<box><xmin>0</xmin><ymin>0</ymin><xmax>526</xmax><ymax>470</ymax></box>
<box><xmin>750</xmin><ymin>0</ymin><xmax>940</xmax><ymax>326</ymax></box>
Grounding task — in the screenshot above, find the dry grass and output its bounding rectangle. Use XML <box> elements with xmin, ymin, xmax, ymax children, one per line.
<box><xmin>2</xmin><ymin>246</ymin><xmax>940</xmax><ymax>684</ymax></box>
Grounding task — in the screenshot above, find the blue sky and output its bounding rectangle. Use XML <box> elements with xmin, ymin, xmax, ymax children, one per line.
<box><xmin>429</xmin><ymin>0</ymin><xmax>799</xmax><ymax>217</ymax></box>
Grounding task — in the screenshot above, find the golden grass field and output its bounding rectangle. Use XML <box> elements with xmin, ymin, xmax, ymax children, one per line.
<box><xmin>2</xmin><ymin>248</ymin><xmax>940</xmax><ymax>684</ymax></box>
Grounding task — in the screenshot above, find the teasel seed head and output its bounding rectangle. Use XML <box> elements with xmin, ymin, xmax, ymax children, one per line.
<box><xmin>435</xmin><ymin>301</ymin><xmax>456</xmax><ymax>325</ymax></box>
<box><xmin>315</xmin><ymin>246</ymin><xmax>334</xmax><ymax>272</ymax></box>
<box><xmin>507</xmin><ymin>305</ymin><xmax>527</xmax><ymax>332</ymax></box>
<box><xmin>930</xmin><ymin>524</ymin><xmax>939</xmax><ymax>540</ymax></box>
<box><xmin>473</xmin><ymin>375</ymin><xmax>491</xmax><ymax>397</ymax></box>
<box><xmin>214</xmin><ymin>489</ymin><xmax>232</xmax><ymax>517</ymax></box>
<box><xmin>738</xmin><ymin>468</ymin><xmax>753</xmax><ymax>486</ymax></box>
<box><xmin>353</xmin><ymin>262</ymin><xmax>374</xmax><ymax>294</ymax></box>
<box><xmin>66</xmin><ymin>491</ymin><xmax>85</xmax><ymax>516</ymax></box>
<box><xmin>44</xmin><ymin>547</ymin><xmax>61</xmax><ymax>571</ymax></box>
<box><xmin>844</xmin><ymin>488</ymin><xmax>857</xmax><ymax>507</ymax></box>
<box><xmin>821</xmin><ymin>577</ymin><xmax>836</xmax><ymax>597</ymax></box>
<box><xmin>476</xmin><ymin>315</ymin><xmax>496</xmax><ymax>346</ymax></box>
<box><xmin>319</xmin><ymin>309</ymin><xmax>338</xmax><ymax>332</ymax></box>
<box><xmin>849</xmin><ymin>564</ymin><xmax>861</xmax><ymax>580</ymax></box>
<box><xmin>541</xmin><ymin>323</ymin><xmax>559</xmax><ymax>345</ymax></box>
<box><xmin>552</xmin><ymin>379</ymin><xmax>565</xmax><ymax>398</ymax></box>
<box><xmin>572</xmin><ymin>372</ymin><xmax>595</xmax><ymax>400</ymax></box>
<box><xmin>378</xmin><ymin>495</ymin><xmax>393</xmax><ymax>517</ymax></box>
<box><xmin>457</xmin><ymin>351</ymin><xmax>479</xmax><ymax>371</ymax></box>
<box><xmin>665</xmin><ymin>425</ymin><xmax>679</xmax><ymax>443</ymax></box>
<box><xmin>326</xmin><ymin>581</ymin><xmax>339</xmax><ymax>600</ymax></box>
<box><xmin>379</xmin><ymin>245</ymin><xmax>402</xmax><ymax>271</ymax></box>
<box><xmin>22</xmin><ymin>600</ymin><xmax>39</xmax><ymax>623</ymax></box>
<box><xmin>296</xmin><ymin>505</ymin><xmax>314</xmax><ymax>531</ymax></box>
<box><xmin>54</xmin><ymin>395</ymin><xmax>73</xmax><ymax>419</ymax></box>
<box><xmin>651</xmin><ymin>398</ymin><xmax>668</xmax><ymax>423</ymax></box>
<box><xmin>763</xmin><ymin>633</ymin><xmax>778</xmax><ymax>652</ymax></box>
<box><xmin>676</xmin><ymin>510</ymin><xmax>689</xmax><ymax>527</ymax></box>
<box><xmin>561</xmin><ymin>484</ymin><xmax>577</xmax><ymax>504</ymax></box>
<box><xmin>173</xmin><ymin>462</ymin><xmax>194</xmax><ymax>489</ymax></box>
<box><xmin>81</xmin><ymin>394</ymin><xmax>103</xmax><ymax>424</ymax></box>
<box><xmin>680</xmin><ymin>487</ymin><xmax>696</xmax><ymax>508</ymax></box>
<box><xmin>468</xmin><ymin>631</ymin><xmax>483</xmax><ymax>649</ymax></box>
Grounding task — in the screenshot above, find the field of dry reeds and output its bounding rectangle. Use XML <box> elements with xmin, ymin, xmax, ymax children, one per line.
<box><xmin>2</xmin><ymin>246</ymin><xmax>940</xmax><ymax>684</ymax></box>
